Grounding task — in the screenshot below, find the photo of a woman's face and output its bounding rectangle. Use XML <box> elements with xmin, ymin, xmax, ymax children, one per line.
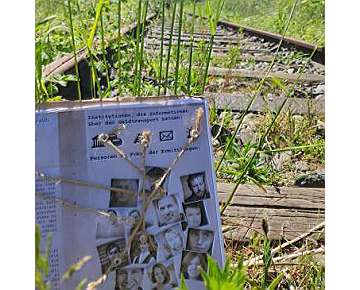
<box><xmin>187</xmin><ymin>256</ymin><xmax>201</xmax><ymax>279</ymax></box>
<box><xmin>139</xmin><ymin>234</ymin><xmax>149</xmax><ymax>251</ymax></box>
<box><xmin>188</xmin><ymin>229</ymin><xmax>214</xmax><ymax>253</ymax></box>
<box><xmin>154</xmin><ymin>267</ymin><xmax>165</xmax><ymax>284</ymax></box>
<box><xmin>186</xmin><ymin>206</ymin><xmax>202</xmax><ymax>227</ymax></box>
<box><xmin>165</xmin><ymin>230</ymin><xmax>183</xmax><ymax>252</ymax></box>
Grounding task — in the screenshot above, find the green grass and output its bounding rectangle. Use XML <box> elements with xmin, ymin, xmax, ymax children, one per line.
<box><xmin>220</xmin><ymin>0</ymin><xmax>325</xmax><ymax>46</ymax></box>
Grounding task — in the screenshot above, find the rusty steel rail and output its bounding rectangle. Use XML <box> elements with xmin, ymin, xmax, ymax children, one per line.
<box><xmin>218</xmin><ymin>19</ymin><xmax>325</xmax><ymax>65</ymax></box>
<box><xmin>189</xmin><ymin>13</ymin><xmax>325</xmax><ymax>65</ymax></box>
<box><xmin>43</xmin><ymin>12</ymin><xmax>158</xmax><ymax>78</ymax></box>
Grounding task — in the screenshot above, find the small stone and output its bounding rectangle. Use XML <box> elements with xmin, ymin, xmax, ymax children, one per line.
<box><xmin>294</xmin><ymin>160</ymin><xmax>310</xmax><ymax>172</ymax></box>
<box><xmin>287</xmin><ymin>68</ymin><xmax>295</xmax><ymax>74</ymax></box>
<box><xmin>315</xmin><ymin>94</ymin><xmax>325</xmax><ymax>102</ymax></box>
<box><xmin>313</xmin><ymin>84</ymin><xmax>325</xmax><ymax>95</ymax></box>
<box><xmin>272</xmin><ymin>152</ymin><xmax>292</xmax><ymax>171</ymax></box>
<box><xmin>233</xmin><ymin>113</ymin><xmax>241</xmax><ymax>120</ymax></box>
<box><xmin>236</xmin><ymin>113</ymin><xmax>260</xmax><ymax>145</ymax></box>
<box><xmin>294</xmin><ymin>171</ymin><xmax>325</xmax><ymax>187</ymax></box>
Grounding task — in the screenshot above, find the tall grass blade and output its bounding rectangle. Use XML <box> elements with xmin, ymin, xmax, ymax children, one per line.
<box><xmin>137</xmin><ymin>0</ymin><xmax>149</xmax><ymax>96</ymax></box>
<box><xmin>174</xmin><ymin>0</ymin><xmax>184</xmax><ymax>95</ymax></box>
<box><xmin>35</xmin><ymin>43</ymin><xmax>50</xmax><ymax>102</ymax></box>
<box><xmin>201</xmin><ymin>0</ymin><xmax>225</xmax><ymax>94</ymax></box>
<box><xmin>66</xmin><ymin>0</ymin><xmax>82</xmax><ymax>100</ymax></box>
<box><xmin>158</xmin><ymin>0</ymin><xmax>165</xmax><ymax>95</ymax></box>
<box><xmin>164</xmin><ymin>0</ymin><xmax>177</xmax><ymax>95</ymax></box>
<box><xmin>100</xmin><ymin>11</ymin><xmax>110</xmax><ymax>99</ymax></box>
<box><xmin>216</xmin><ymin>0</ymin><xmax>299</xmax><ymax>173</ymax></box>
<box><xmin>117</xmin><ymin>0</ymin><xmax>122</xmax><ymax>96</ymax></box>
<box><xmin>134</xmin><ymin>0</ymin><xmax>142</xmax><ymax>96</ymax></box>
<box><xmin>89</xmin><ymin>53</ymin><xmax>101</xmax><ymax>98</ymax></box>
<box><xmin>87</xmin><ymin>0</ymin><xmax>106</xmax><ymax>49</ymax></box>
<box><xmin>201</xmin><ymin>33</ymin><xmax>214</xmax><ymax>94</ymax></box>
<box><xmin>187</xmin><ymin>0</ymin><xmax>196</xmax><ymax>95</ymax></box>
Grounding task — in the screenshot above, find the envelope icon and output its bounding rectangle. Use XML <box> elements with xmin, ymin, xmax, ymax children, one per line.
<box><xmin>159</xmin><ymin>130</ymin><xmax>174</xmax><ymax>141</ymax></box>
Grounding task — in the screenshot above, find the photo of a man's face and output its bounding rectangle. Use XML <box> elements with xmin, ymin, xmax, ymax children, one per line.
<box><xmin>143</xmin><ymin>167</ymin><xmax>168</xmax><ymax>194</ymax></box>
<box><xmin>187</xmin><ymin>229</ymin><xmax>214</xmax><ymax>254</ymax></box>
<box><xmin>155</xmin><ymin>195</ymin><xmax>181</xmax><ymax>226</ymax></box>
<box><xmin>189</xmin><ymin>174</ymin><xmax>205</xmax><ymax>197</ymax></box>
<box><xmin>181</xmin><ymin>172</ymin><xmax>210</xmax><ymax>203</ymax></box>
<box><xmin>110</xmin><ymin>179</ymin><xmax>139</xmax><ymax>207</ymax></box>
<box><xmin>115</xmin><ymin>270</ymin><xmax>128</xmax><ymax>289</ymax></box>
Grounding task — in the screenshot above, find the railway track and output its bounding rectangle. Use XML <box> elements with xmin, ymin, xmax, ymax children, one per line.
<box><xmin>44</xmin><ymin>12</ymin><xmax>325</xmax><ymax>117</ymax></box>
<box><xmin>42</xmin><ymin>11</ymin><xmax>325</xmax><ymax>242</ymax></box>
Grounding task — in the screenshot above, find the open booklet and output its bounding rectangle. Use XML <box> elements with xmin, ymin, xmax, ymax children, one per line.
<box><xmin>35</xmin><ymin>96</ymin><xmax>225</xmax><ymax>290</ymax></box>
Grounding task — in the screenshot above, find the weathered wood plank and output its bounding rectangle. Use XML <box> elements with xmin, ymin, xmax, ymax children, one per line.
<box><xmin>151</xmin><ymin>28</ymin><xmax>232</xmax><ymax>37</ymax></box>
<box><xmin>222</xmin><ymin>214</ymin><xmax>324</xmax><ymax>241</ymax></box>
<box><xmin>147</xmin><ymin>32</ymin><xmax>241</xmax><ymax>44</ymax></box>
<box><xmin>207</xmin><ymin>67</ymin><xmax>325</xmax><ymax>82</ymax></box>
<box><xmin>216</xmin><ymin>182</ymin><xmax>325</xmax><ymax>241</ymax></box>
<box><xmin>144</xmin><ymin>42</ymin><xmax>269</xmax><ymax>54</ymax></box>
<box><xmin>217</xmin><ymin>183</ymin><xmax>324</xmax><ymax>210</ymax></box>
<box><xmin>206</xmin><ymin>92</ymin><xmax>325</xmax><ymax>115</ymax></box>
<box><xmin>145</xmin><ymin>39</ymin><xmax>234</xmax><ymax>51</ymax></box>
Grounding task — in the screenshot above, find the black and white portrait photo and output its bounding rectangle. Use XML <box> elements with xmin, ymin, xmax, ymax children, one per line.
<box><xmin>110</xmin><ymin>178</ymin><xmax>139</xmax><ymax>207</ymax></box>
<box><xmin>130</xmin><ymin>232</ymin><xmax>157</xmax><ymax>265</ymax></box>
<box><xmin>181</xmin><ymin>172</ymin><xmax>210</xmax><ymax>203</ymax></box>
<box><xmin>149</xmin><ymin>263</ymin><xmax>178</xmax><ymax>290</ymax></box>
<box><xmin>154</xmin><ymin>195</ymin><xmax>181</xmax><ymax>227</ymax></box>
<box><xmin>96</xmin><ymin>239</ymin><xmax>128</xmax><ymax>274</ymax></box>
<box><xmin>96</xmin><ymin>209</ymin><xmax>126</xmax><ymax>239</ymax></box>
<box><xmin>115</xmin><ymin>267</ymin><xmax>144</xmax><ymax>290</ymax></box>
<box><xmin>181</xmin><ymin>251</ymin><xmax>207</xmax><ymax>281</ymax></box>
<box><xmin>160</xmin><ymin>225</ymin><xmax>184</xmax><ymax>259</ymax></box>
<box><xmin>128</xmin><ymin>209</ymin><xmax>153</xmax><ymax>233</ymax></box>
<box><xmin>186</xmin><ymin>229</ymin><xmax>214</xmax><ymax>254</ymax></box>
<box><xmin>143</xmin><ymin>167</ymin><xmax>168</xmax><ymax>194</ymax></box>
<box><xmin>183</xmin><ymin>201</ymin><xmax>208</xmax><ymax>228</ymax></box>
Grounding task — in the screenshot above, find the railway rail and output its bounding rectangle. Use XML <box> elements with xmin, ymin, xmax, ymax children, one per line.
<box><xmin>44</xmin><ymin>12</ymin><xmax>325</xmax><ymax>115</ymax></box>
<box><xmin>42</xmin><ymin>11</ymin><xmax>325</xmax><ymax>242</ymax></box>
